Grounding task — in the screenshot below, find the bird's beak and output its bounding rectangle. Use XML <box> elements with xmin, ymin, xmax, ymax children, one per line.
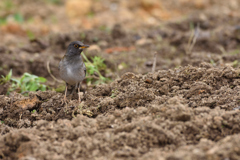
<box><xmin>79</xmin><ymin>44</ymin><xmax>90</xmax><ymax>49</ymax></box>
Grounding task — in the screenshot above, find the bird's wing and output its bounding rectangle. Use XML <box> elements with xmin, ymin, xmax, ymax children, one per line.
<box><xmin>58</xmin><ymin>55</ymin><xmax>66</xmax><ymax>70</ymax></box>
<box><xmin>83</xmin><ymin>62</ymin><xmax>86</xmax><ymax>76</ymax></box>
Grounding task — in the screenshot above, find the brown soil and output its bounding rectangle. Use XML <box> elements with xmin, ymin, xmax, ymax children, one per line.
<box><xmin>1</xmin><ymin>1</ymin><xmax>240</xmax><ymax>160</ymax></box>
<box><xmin>1</xmin><ymin>64</ymin><xmax>240</xmax><ymax>160</ymax></box>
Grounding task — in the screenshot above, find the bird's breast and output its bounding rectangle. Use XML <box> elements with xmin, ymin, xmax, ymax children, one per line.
<box><xmin>66</xmin><ymin>67</ymin><xmax>75</xmax><ymax>79</ymax></box>
<box><xmin>59</xmin><ymin>58</ymin><xmax>85</xmax><ymax>85</ymax></box>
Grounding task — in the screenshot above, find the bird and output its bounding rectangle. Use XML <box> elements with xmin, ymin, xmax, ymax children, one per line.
<box><xmin>58</xmin><ymin>41</ymin><xmax>89</xmax><ymax>103</ymax></box>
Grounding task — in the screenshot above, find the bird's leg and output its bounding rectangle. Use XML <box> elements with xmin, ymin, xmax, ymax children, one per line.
<box><xmin>78</xmin><ymin>82</ymin><xmax>81</xmax><ymax>103</ymax></box>
<box><xmin>62</xmin><ymin>83</ymin><xmax>68</xmax><ymax>104</ymax></box>
<box><xmin>68</xmin><ymin>84</ymin><xmax>77</xmax><ymax>101</ymax></box>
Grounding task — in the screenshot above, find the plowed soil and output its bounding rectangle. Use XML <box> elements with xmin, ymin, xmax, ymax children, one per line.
<box><xmin>1</xmin><ymin>1</ymin><xmax>240</xmax><ymax>160</ymax></box>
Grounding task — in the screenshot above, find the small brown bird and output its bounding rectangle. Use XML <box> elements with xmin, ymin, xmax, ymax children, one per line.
<box><xmin>58</xmin><ymin>41</ymin><xmax>89</xmax><ymax>103</ymax></box>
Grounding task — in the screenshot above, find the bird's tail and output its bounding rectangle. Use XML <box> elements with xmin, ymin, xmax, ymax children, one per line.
<box><xmin>66</xmin><ymin>83</ymin><xmax>76</xmax><ymax>96</ymax></box>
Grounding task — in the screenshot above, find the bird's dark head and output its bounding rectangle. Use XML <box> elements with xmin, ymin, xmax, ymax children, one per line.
<box><xmin>66</xmin><ymin>41</ymin><xmax>89</xmax><ymax>56</ymax></box>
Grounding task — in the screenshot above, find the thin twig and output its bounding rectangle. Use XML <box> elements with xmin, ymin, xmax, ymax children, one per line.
<box><xmin>152</xmin><ymin>52</ymin><xmax>157</xmax><ymax>73</ymax></box>
<box><xmin>186</xmin><ymin>23</ymin><xmax>200</xmax><ymax>55</ymax></box>
<box><xmin>47</xmin><ymin>61</ymin><xmax>64</xmax><ymax>83</ymax></box>
<box><xmin>217</xmin><ymin>45</ymin><xmax>227</xmax><ymax>54</ymax></box>
<box><xmin>189</xmin><ymin>25</ymin><xmax>199</xmax><ymax>53</ymax></box>
<box><xmin>85</xmin><ymin>75</ymin><xmax>100</xmax><ymax>80</ymax></box>
<box><xmin>186</xmin><ymin>28</ymin><xmax>194</xmax><ymax>54</ymax></box>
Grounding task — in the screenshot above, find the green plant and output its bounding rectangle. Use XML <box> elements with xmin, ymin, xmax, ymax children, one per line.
<box><xmin>210</xmin><ymin>59</ymin><xmax>215</xmax><ymax>65</ymax></box>
<box><xmin>82</xmin><ymin>53</ymin><xmax>111</xmax><ymax>85</ymax></box>
<box><xmin>31</xmin><ymin>109</ymin><xmax>37</xmax><ymax>114</ymax></box>
<box><xmin>230</xmin><ymin>49</ymin><xmax>240</xmax><ymax>55</ymax></box>
<box><xmin>26</xmin><ymin>30</ymin><xmax>35</xmax><ymax>40</ymax></box>
<box><xmin>232</xmin><ymin>60</ymin><xmax>239</xmax><ymax>68</ymax></box>
<box><xmin>10</xmin><ymin>73</ymin><xmax>47</xmax><ymax>94</ymax></box>
<box><xmin>0</xmin><ymin>12</ymin><xmax>24</xmax><ymax>25</ymax></box>
<box><xmin>99</xmin><ymin>25</ymin><xmax>111</xmax><ymax>33</ymax></box>
<box><xmin>2</xmin><ymin>0</ymin><xmax>14</xmax><ymax>10</ymax></box>
<box><xmin>0</xmin><ymin>18</ymin><xmax>7</xmax><ymax>25</ymax></box>
<box><xmin>55</xmin><ymin>84</ymin><xmax>65</xmax><ymax>93</ymax></box>
<box><xmin>0</xmin><ymin>69</ymin><xmax>12</xmax><ymax>84</ymax></box>
<box><xmin>80</xmin><ymin>33</ymin><xmax>86</xmax><ymax>39</ymax></box>
<box><xmin>110</xmin><ymin>89</ymin><xmax>119</xmax><ymax>98</ymax></box>
<box><xmin>87</xmin><ymin>12</ymin><xmax>95</xmax><ymax>18</ymax></box>
<box><xmin>13</xmin><ymin>13</ymin><xmax>24</xmax><ymax>23</ymax></box>
<box><xmin>45</xmin><ymin>0</ymin><xmax>63</xmax><ymax>5</ymax></box>
<box><xmin>0</xmin><ymin>0</ymin><xmax>26</xmax><ymax>25</ymax></box>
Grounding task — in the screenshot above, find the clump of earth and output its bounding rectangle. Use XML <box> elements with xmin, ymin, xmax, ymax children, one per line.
<box><xmin>1</xmin><ymin>63</ymin><xmax>240</xmax><ymax>159</ymax></box>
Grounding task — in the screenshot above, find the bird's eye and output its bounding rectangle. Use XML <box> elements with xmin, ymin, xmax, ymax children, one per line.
<box><xmin>74</xmin><ymin>44</ymin><xmax>79</xmax><ymax>48</ymax></box>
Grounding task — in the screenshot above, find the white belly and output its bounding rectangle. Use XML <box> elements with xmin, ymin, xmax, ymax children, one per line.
<box><xmin>67</xmin><ymin>67</ymin><xmax>75</xmax><ymax>79</ymax></box>
<box><xmin>59</xmin><ymin>57</ymin><xmax>85</xmax><ymax>85</ymax></box>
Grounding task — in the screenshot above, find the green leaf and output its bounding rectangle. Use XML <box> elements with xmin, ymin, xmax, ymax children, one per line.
<box><xmin>11</xmin><ymin>78</ymin><xmax>20</xmax><ymax>85</ymax></box>
<box><xmin>6</xmin><ymin>69</ymin><xmax>12</xmax><ymax>81</ymax></box>
<box><xmin>21</xmin><ymin>83</ymin><xmax>27</xmax><ymax>92</ymax></box>
<box><xmin>21</xmin><ymin>76</ymin><xmax>31</xmax><ymax>83</ymax></box>
<box><xmin>26</xmin><ymin>30</ymin><xmax>35</xmax><ymax>40</ymax></box>
<box><xmin>29</xmin><ymin>84</ymin><xmax>38</xmax><ymax>91</ymax></box>
<box><xmin>31</xmin><ymin>110</ymin><xmax>36</xmax><ymax>114</ymax></box>
<box><xmin>40</xmin><ymin>85</ymin><xmax>46</xmax><ymax>91</ymax></box>
<box><xmin>8</xmin><ymin>72</ymin><xmax>48</xmax><ymax>94</ymax></box>
<box><xmin>14</xmin><ymin>13</ymin><xmax>24</xmax><ymax>23</ymax></box>
<box><xmin>38</xmin><ymin>77</ymin><xmax>46</xmax><ymax>83</ymax></box>
<box><xmin>82</xmin><ymin>52</ymin><xmax>111</xmax><ymax>85</ymax></box>
<box><xmin>23</xmin><ymin>73</ymin><xmax>33</xmax><ymax>77</ymax></box>
<box><xmin>4</xmin><ymin>0</ymin><xmax>14</xmax><ymax>10</ymax></box>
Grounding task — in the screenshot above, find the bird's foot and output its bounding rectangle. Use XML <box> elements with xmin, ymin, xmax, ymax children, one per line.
<box><xmin>78</xmin><ymin>92</ymin><xmax>83</xmax><ymax>104</ymax></box>
<box><xmin>61</xmin><ymin>95</ymin><xmax>68</xmax><ymax>105</ymax></box>
<box><xmin>61</xmin><ymin>94</ymin><xmax>74</xmax><ymax>104</ymax></box>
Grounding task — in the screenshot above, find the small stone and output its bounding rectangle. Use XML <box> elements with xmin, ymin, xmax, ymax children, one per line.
<box><xmin>145</xmin><ymin>61</ymin><xmax>153</xmax><ymax>67</ymax></box>
<box><xmin>135</xmin><ymin>38</ymin><xmax>152</xmax><ymax>46</ymax></box>
<box><xmin>66</xmin><ymin>0</ymin><xmax>92</xmax><ymax>18</ymax></box>
<box><xmin>87</xmin><ymin>45</ymin><xmax>101</xmax><ymax>54</ymax></box>
<box><xmin>111</xmin><ymin>24</ymin><xmax>126</xmax><ymax>39</ymax></box>
<box><xmin>145</xmin><ymin>78</ymin><xmax>153</xmax><ymax>84</ymax></box>
<box><xmin>98</xmin><ymin>40</ymin><xmax>108</xmax><ymax>48</ymax></box>
<box><xmin>121</xmin><ymin>72</ymin><xmax>136</xmax><ymax>80</ymax></box>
